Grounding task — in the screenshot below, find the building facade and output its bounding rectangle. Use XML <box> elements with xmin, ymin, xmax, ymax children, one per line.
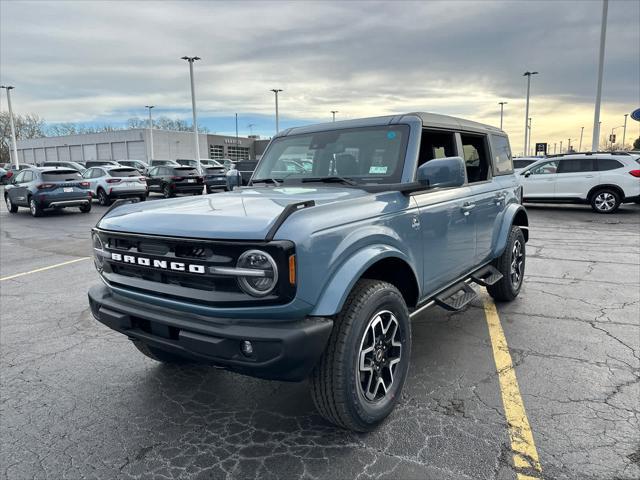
<box><xmin>15</xmin><ymin>129</ymin><xmax>271</xmax><ymax>164</ymax></box>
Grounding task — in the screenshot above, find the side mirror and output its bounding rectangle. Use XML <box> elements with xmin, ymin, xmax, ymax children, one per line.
<box><xmin>417</xmin><ymin>156</ymin><xmax>466</xmax><ymax>189</ymax></box>
<box><xmin>524</xmin><ymin>171</ymin><xmax>531</xmax><ymax>178</ymax></box>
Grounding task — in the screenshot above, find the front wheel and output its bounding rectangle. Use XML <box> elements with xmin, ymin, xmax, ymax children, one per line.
<box><xmin>487</xmin><ymin>225</ymin><xmax>525</xmax><ymax>302</ymax></box>
<box><xmin>162</xmin><ymin>184</ymin><xmax>173</xmax><ymax>198</ymax></box>
<box><xmin>310</xmin><ymin>279</ymin><xmax>411</xmax><ymax>432</ymax></box>
<box><xmin>97</xmin><ymin>189</ymin><xmax>112</xmax><ymax>206</ymax></box>
<box><xmin>590</xmin><ymin>188</ymin><xmax>621</xmax><ymax>213</ymax></box>
<box><xmin>5</xmin><ymin>195</ymin><xmax>18</xmax><ymax>213</ymax></box>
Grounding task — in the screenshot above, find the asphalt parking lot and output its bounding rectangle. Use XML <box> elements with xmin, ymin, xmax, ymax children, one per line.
<box><xmin>1</xmin><ymin>191</ymin><xmax>638</xmax><ymax>480</ymax></box>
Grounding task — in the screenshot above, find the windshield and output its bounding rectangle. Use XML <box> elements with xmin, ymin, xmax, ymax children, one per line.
<box><xmin>253</xmin><ymin>125</ymin><xmax>410</xmax><ymax>185</ymax></box>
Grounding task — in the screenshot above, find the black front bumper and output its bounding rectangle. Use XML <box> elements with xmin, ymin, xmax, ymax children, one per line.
<box><xmin>88</xmin><ymin>284</ymin><xmax>333</xmax><ymax>381</ymax></box>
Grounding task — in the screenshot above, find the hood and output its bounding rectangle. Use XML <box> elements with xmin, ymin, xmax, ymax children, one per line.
<box><xmin>97</xmin><ymin>186</ymin><xmax>370</xmax><ymax>240</ymax></box>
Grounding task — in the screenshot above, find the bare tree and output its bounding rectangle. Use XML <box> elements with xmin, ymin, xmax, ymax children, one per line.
<box><xmin>127</xmin><ymin>115</ymin><xmax>209</xmax><ymax>133</ymax></box>
<box><xmin>0</xmin><ymin>112</ymin><xmax>46</xmax><ymax>163</ymax></box>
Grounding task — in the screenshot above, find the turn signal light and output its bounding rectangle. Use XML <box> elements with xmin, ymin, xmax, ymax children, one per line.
<box><xmin>288</xmin><ymin>255</ymin><xmax>296</xmax><ymax>285</ymax></box>
<box><xmin>629</xmin><ymin>170</ymin><xmax>640</xmax><ymax>178</ymax></box>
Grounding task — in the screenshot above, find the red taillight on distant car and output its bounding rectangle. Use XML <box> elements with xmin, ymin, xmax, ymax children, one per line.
<box><xmin>171</xmin><ymin>176</ymin><xmax>183</xmax><ymax>180</ymax></box>
<box><xmin>106</xmin><ymin>178</ymin><xmax>121</xmax><ymax>184</ymax></box>
<box><xmin>80</xmin><ymin>181</ymin><xmax>90</xmax><ymax>187</ymax></box>
<box><xmin>6</xmin><ymin>171</ymin><xmax>13</xmax><ymax>179</ymax></box>
<box><xmin>37</xmin><ymin>183</ymin><xmax>55</xmax><ymax>189</ymax></box>
<box><xmin>138</xmin><ymin>177</ymin><xmax>146</xmax><ymax>183</ymax></box>
<box><xmin>629</xmin><ymin>170</ymin><xmax>640</xmax><ymax>178</ymax></box>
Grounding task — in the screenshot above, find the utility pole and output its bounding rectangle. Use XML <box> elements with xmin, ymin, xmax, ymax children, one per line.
<box><xmin>560</xmin><ymin>140</ymin><xmax>563</xmax><ymax>153</ymax></box>
<box><xmin>622</xmin><ymin>114</ymin><xmax>628</xmax><ymax>149</ymax></box>
<box><xmin>523</xmin><ymin>71</ymin><xmax>539</xmax><ymax>155</ymax></box>
<box><xmin>591</xmin><ymin>0</ymin><xmax>609</xmax><ymax>151</ymax></box>
<box><xmin>1</xmin><ymin>85</ymin><xmax>19</xmax><ymax>168</ymax></box>
<box><xmin>145</xmin><ymin>105</ymin><xmax>155</xmax><ymax>161</ymax></box>
<box><xmin>271</xmin><ymin>89</ymin><xmax>283</xmax><ymax>133</ymax></box>
<box><xmin>331</xmin><ymin>110</ymin><xmax>338</xmax><ymax>122</ymax></box>
<box><xmin>568</xmin><ymin>138</ymin><xmax>571</xmax><ymax>152</ymax></box>
<box><xmin>528</xmin><ymin>117</ymin><xmax>532</xmax><ymax>156</ymax></box>
<box><xmin>579</xmin><ymin>126</ymin><xmax>585</xmax><ymax>152</ymax></box>
<box><xmin>498</xmin><ymin>102</ymin><xmax>507</xmax><ymax>130</ymax></box>
<box><xmin>235</xmin><ymin>113</ymin><xmax>239</xmax><ymax>159</ymax></box>
<box><xmin>181</xmin><ymin>56</ymin><xmax>201</xmax><ymax>165</ymax></box>
<box><xmin>554</xmin><ymin>143</ymin><xmax>557</xmax><ymax>154</ymax></box>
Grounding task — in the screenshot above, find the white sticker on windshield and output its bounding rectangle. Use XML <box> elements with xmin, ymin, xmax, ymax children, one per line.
<box><xmin>369</xmin><ymin>166</ymin><xmax>388</xmax><ymax>174</ymax></box>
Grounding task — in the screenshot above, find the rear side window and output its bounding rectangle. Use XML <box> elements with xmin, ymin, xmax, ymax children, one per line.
<box><xmin>109</xmin><ymin>168</ymin><xmax>139</xmax><ymax>177</ymax></box>
<box><xmin>173</xmin><ymin>167</ymin><xmax>198</xmax><ymax>175</ymax></box>
<box><xmin>42</xmin><ymin>170</ymin><xmax>83</xmax><ymax>181</ymax></box>
<box><xmin>418</xmin><ymin>130</ymin><xmax>457</xmax><ymax>166</ymax></box>
<box><xmin>597</xmin><ymin>159</ymin><xmax>623</xmax><ymax>171</ymax></box>
<box><xmin>557</xmin><ymin>158</ymin><xmax>595</xmax><ymax>173</ymax></box>
<box><xmin>490</xmin><ymin>135</ymin><xmax>513</xmax><ymax>175</ymax></box>
<box><xmin>461</xmin><ymin>134</ymin><xmax>490</xmax><ymax>183</ymax></box>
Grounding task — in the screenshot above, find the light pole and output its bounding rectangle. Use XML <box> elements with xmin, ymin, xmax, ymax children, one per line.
<box><xmin>554</xmin><ymin>143</ymin><xmax>557</xmax><ymax>154</ymax></box>
<box><xmin>560</xmin><ymin>140</ymin><xmax>563</xmax><ymax>154</ymax></box>
<box><xmin>498</xmin><ymin>102</ymin><xmax>507</xmax><ymax>130</ymax></box>
<box><xmin>622</xmin><ymin>114</ymin><xmax>628</xmax><ymax>149</ymax></box>
<box><xmin>235</xmin><ymin>113</ymin><xmax>239</xmax><ymax>158</ymax></box>
<box><xmin>610</xmin><ymin>125</ymin><xmax>624</xmax><ymax>150</ymax></box>
<box><xmin>331</xmin><ymin>110</ymin><xmax>338</xmax><ymax>122</ymax></box>
<box><xmin>591</xmin><ymin>0</ymin><xmax>609</xmax><ymax>151</ymax></box>
<box><xmin>271</xmin><ymin>89</ymin><xmax>283</xmax><ymax>133</ymax></box>
<box><xmin>568</xmin><ymin>138</ymin><xmax>571</xmax><ymax>153</ymax></box>
<box><xmin>578</xmin><ymin>126</ymin><xmax>585</xmax><ymax>152</ymax></box>
<box><xmin>247</xmin><ymin>123</ymin><xmax>256</xmax><ymax>136</ymax></box>
<box><xmin>523</xmin><ymin>71</ymin><xmax>539</xmax><ymax>155</ymax></box>
<box><xmin>145</xmin><ymin>105</ymin><xmax>155</xmax><ymax>160</ymax></box>
<box><xmin>181</xmin><ymin>56</ymin><xmax>201</xmax><ymax>165</ymax></box>
<box><xmin>1</xmin><ymin>85</ymin><xmax>19</xmax><ymax>168</ymax></box>
<box><xmin>528</xmin><ymin>117</ymin><xmax>532</xmax><ymax>156</ymax></box>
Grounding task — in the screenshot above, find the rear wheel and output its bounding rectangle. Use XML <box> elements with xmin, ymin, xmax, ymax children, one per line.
<box><xmin>487</xmin><ymin>225</ymin><xmax>525</xmax><ymax>302</ymax></box>
<box><xmin>5</xmin><ymin>195</ymin><xmax>18</xmax><ymax>213</ymax></box>
<box><xmin>79</xmin><ymin>203</ymin><xmax>92</xmax><ymax>213</ymax></box>
<box><xmin>97</xmin><ymin>188</ymin><xmax>112</xmax><ymax>206</ymax></box>
<box><xmin>139</xmin><ymin>194</ymin><xmax>147</xmax><ymax>202</ymax></box>
<box><xmin>590</xmin><ymin>188</ymin><xmax>621</xmax><ymax>213</ymax></box>
<box><xmin>310</xmin><ymin>279</ymin><xmax>411</xmax><ymax>432</ymax></box>
<box><xmin>162</xmin><ymin>183</ymin><xmax>173</xmax><ymax>198</ymax></box>
<box><xmin>29</xmin><ymin>197</ymin><xmax>43</xmax><ymax>217</ymax></box>
<box><xmin>132</xmin><ymin>340</ymin><xmax>191</xmax><ymax>365</ymax></box>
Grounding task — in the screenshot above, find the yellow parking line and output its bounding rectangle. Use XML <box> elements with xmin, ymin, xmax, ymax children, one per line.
<box><xmin>482</xmin><ymin>296</ymin><xmax>542</xmax><ymax>479</ymax></box>
<box><xmin>0</xmin><ymin>257</ymin><xmax>90</xmax><ymax>281</ymax></box>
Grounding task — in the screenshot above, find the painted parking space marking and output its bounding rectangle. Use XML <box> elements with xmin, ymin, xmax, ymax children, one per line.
<box><xmin>482</xmin><ymin>296</ymin><xmax>542</xmax><ymax>480</ymax></box>
<box><xmin>0</xmin><ymin>257</ymin><xmax>90</xmax><ymax>282</ymax></box>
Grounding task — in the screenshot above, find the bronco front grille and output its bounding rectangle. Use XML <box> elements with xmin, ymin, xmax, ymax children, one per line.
<box><xmin>94</xmin><ymin>229</ymin><xmax>296</xmax><ymax>307</ymax></box>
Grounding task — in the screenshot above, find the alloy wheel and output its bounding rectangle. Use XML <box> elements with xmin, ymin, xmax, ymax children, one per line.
<box><xmin>30</xmin><ymin>199</ymin><xmax>37</xmax><ymax>216</ymax></box>
<box><xmin>510</xmin><ymin>239</ymin><xmax>524</xmax><ymax>288</ymax></box>
<box><xmin>5</xmin><ymin>196</ymin><xmax>11</xmax><ymax>210</ymax></box>
<box><xmin>594</xmin><ymin>192</ymin><xmax>616</xmax><ymax>212</ymax></box>
<box><xmin>357</xmin><ymin>310</ymin><xmax>402</xmax><ymax>402</ymax></box>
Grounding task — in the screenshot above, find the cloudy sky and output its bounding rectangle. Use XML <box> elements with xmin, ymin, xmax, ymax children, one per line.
<box><xmin>1</xmin><ymin>0</ymin><xmax>638</xmax><ymax>153</ymax></box>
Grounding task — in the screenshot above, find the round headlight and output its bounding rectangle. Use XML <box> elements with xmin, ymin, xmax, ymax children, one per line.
<box><xmin>236</xmin><ymin>250</ymin><xmax>278</xmax><ymax>297</ymax></box>
<box><xmin>92</xmin><ymin>232</ymin><xmax>105</xmax><ymax>272</ymax></box>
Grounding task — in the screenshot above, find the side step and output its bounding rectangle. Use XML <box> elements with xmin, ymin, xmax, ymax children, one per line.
<box><xmin>434</xmin><ymin>282</ymin><xmax>478</xmax><ymax>311</ymax></box>
<box><xmin>470</xmin><ymin>265</ymin><xmax>503</xmax><ymax>287</ymax></box>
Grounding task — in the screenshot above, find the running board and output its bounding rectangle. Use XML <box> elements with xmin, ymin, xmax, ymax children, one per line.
<box><xmin>470</xmin><ymin>265</ymin><xmax>503</xmax><ymax>287</ymax></box>
<box><xmin>434</xmin><ymin>282</ymin><xmax>478</xmax><ymax>311</ymax></box>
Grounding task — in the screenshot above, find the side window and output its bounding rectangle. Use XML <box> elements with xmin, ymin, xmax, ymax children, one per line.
<box><xmin>13</xmin><ymin>171</ymin><xmax>26</xmax><ymax>183</ymax></box>
<box><xmin>417</xmin><ymin>130</ymin><xmax>457</xmax><ymax>166</ymax></box>
<box><xmin>460</xmin><ymin>134</ymin><xmax>490</xmax><ymax>183</ymax></box>
<box><xmin>82</xmin><ymin>168</ymin><xmax>93</xmax><ymax>179</ymax></box>
<box><xmin>597</xmin><ymin>158</ymin><xmax>623</xmax><ymax>171</ymax></box>
<box><xmin>557</xmin><ymin>158</ymin><xmax>595</xmax><ymax>174</ymax></box>
<box><xmin>148</xmin><ymin>167</ymin><xmax>158</xmax><ymax>176</ymax></box>
<box><xmin>530</xmin><ymin>161</ymin><xmax>558</xmax><ymax>175</ymax></box>
<box><xmin>490</xmin><ymin>135</ymin><xmax>513</xmax><ymax>175</ymax></box>
<box><xmin>22</xmin><ymin>170</ymin><xmax>34</xmax><ymax>182</ymax></box>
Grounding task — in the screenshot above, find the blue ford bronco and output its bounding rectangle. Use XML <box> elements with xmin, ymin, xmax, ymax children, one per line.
<box><xmin>88</xmin><ymin>113</ymin><xmax>528</xmax><ymax>431</ymax></box>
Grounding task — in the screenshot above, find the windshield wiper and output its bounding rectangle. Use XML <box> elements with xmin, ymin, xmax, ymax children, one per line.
<box><xmin>300</xmin><ymin>176</ymin><xmax>357</xmax><ymax>186</ymax></box>
<box><xmin>251</xmin><ymin>178</ymin><xmax>281</xmax><ymax>186</ymax></box>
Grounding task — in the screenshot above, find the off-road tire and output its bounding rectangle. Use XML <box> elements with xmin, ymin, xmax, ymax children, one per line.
<box><xmin>590</xmin><ymin>188</ymin><xmax>621</xmax><ymax>214</ymax></box>
<box><xmin>29</xmin><ymin>197</ymin><xmax>43</xmax><ymax>217</ymax></box>
<box><xmin>310</xmin><ymin>279</ymin><xmax>411</xmax><ymax>432</ymax></box>
<box><xmin>132</xmin><ymin>340</ymin><xmax>191</xmax><ymax>365</ymax></box>
<box><xmin>5</xmin><ymin>195</ymin><xmax>18</xmax><ymax>213</ymax></box>
<box><xmin>79</xmin><ymin>203</ymin><xmax>92</xmax><ymax>213</ymax></box>
<box><xmin>97</xmin><ymin>188</ymin><xmax>112</xmax><ymax>206</ymax></box>
<box><xmin>487</xmin><ymin>225</ymin><xmax>525</xmax><ymax>302</ymax></box>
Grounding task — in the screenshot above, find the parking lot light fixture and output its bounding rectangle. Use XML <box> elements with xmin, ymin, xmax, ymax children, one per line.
<box><xmin>498</xmin><ymin>102</ymin><xmax>507</xmax><ymax>130</ymax></box>
<box><xmin>145</xmin><ymin>105</ymin><xmax>155</xmax><ymax>160</ymax></box>
<box><xmin>1</xmin><ymin>85</ymin><xmax>19</xmax><ymax>168</ymax></box>
<box><xmin>331</xmin><ymin>110</ymin><xmax>338</xmax><ymax>122</ymax></box>
<box><xmin>560</xmin><ymin>140</ymin><xmax>563</xmax><ymax>153</ymax></box>
<box><xmin>523</xmin><ymin>71</ymin><xmax>539</xmax><ymax>155</ymax></box>
<box><xmin>592</xmin><ymin>0</ymin><xmax>609</xmax><ymax>151</ymax></box>
<box><xmin>271</xmin><ymin>89</ymin><xmax>283</xmax><ymax>133</ymax></box>
<box><xmin>622</xmin><ymin>114</ymin><xmax>628</xmax><ymax>148</ymax></box>
<box><xmin>182</xmin><ymin>56</ymin><xmax>201</xmax><ymax>166</ymax></box>
<box><xmin>579</xmin><ymin>126</ymin><xmax>585</xmax><ymax>152</ymax></box>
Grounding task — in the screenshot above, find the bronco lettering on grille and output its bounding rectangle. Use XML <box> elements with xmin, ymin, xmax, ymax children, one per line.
<box><xmin>110</xmin><ymin>252</ymin><xmax>206</xmax><ymax>274</ymax></box>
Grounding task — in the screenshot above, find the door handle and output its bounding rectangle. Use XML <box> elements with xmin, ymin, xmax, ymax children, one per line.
<box><xmin>461</xmin><ymin>202</ymin><xmax>476</xmax><ymax>215</ymax></box>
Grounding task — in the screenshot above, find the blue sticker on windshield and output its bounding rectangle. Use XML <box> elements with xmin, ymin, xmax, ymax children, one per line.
<box><xmin>387</xmin><ymin>131</ymin><xmax>397</xmax><ymax>139</ymax></box>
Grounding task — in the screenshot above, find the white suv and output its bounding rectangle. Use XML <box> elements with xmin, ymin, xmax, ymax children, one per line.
<box><xmin>519</xmin><ymin>153</ymin><xmax>640</xmax><ymax>213</ymax></box>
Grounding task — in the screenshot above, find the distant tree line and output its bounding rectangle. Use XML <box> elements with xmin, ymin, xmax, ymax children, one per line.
<box><xmin>1</xmin><ymin>112</ymin><xmax>209</xmax><ymax>162</ymax></box>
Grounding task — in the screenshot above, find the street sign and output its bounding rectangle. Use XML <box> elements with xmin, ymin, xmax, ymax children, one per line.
<box><xmin>609</xmin><ymin>134</ymin><xmax>616</xmax><ymax>143</ymax></box>
<box><xmin>631</xmin><ymin>108</ymin><xmax>640</xmax><ymax>122</ymax></box>
<box><xmin>535</xmin><ymin>142</ymin><xmax>547</xmax><ymax>155</ymax></box>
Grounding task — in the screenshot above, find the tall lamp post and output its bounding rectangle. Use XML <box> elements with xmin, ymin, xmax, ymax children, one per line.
<box><xmin>591</xmin><ymin>0</ymin><xmax>609</xmax><ymax>151</ymax></box>
<box><xmin>610</xmin><ymin>125</ymin><xmax>624</xmax><ymax>150</ymax></box>
<box><xmin>1</xmin><ymin>85</ymin><xmax>19</xmax><ymax>168</ymax></box>
<box><xmin>271</xmin><ymin>89</ymin><xmax>283</xmax><ymax>133</ymax></box>
<box><xmin>560</xmin><ymin>140</ymin><xmax>563</xmax><ymax>154</ymax></box>
<box><xmin>145</xmin><ymin>105</ymin><xmax>155</xmax><ymax>161</ymax></box>
<box><xmin>331</xmin><ymin>110</ymin><xmax>338</xmax><ymax>122</ymax></box>
<box><xmin>622</xmin><ymin>114</ymin><xmax>628</xmax><ymax>149</ymax></box>
<box><xmin>181</xmin><ymin>56</ymin><xmax>201</xmax><ymax>165</ymax></box>
<box><xmin>578</xmin><ymin>126</ymin><xmax>585</xmax><ymax>152</ymax></box>
<box><xmin>498</xmin><ymin>101</ymin><xmax>507</xmax><ymax>130</ymax></box>
<box><xmin>523</xmin><ymin>71</ymin><xmax>539</xmax><ymax>156</ymax></box>
<box><xmin>528</xmin><ymin>117</ymin><xmax>532</xmax><ymax>156</ymax></box>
